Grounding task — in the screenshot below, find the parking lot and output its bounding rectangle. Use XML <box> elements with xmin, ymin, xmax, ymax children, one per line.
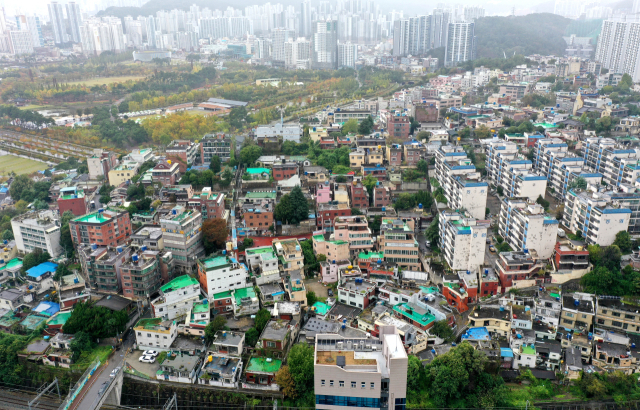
<box><xmin>305</xmin><ymin>279</ymin><xmax>330</xmax><ymax>299</ymax></box>
<box><xmin>126</xmin><ymin>349</ymin><xmax>161</xmax><ymax>378</ymax></box>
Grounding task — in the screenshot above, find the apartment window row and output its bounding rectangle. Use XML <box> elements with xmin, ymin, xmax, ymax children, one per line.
<box><xmin>316</xmin><ymin>395</ymin><xmax>380</xmax><ymax>408</ymax></box>
<box><xmin>321</xmin><ymin>380</ymin><xmax>375</xmax><ymax>389</ymax></box>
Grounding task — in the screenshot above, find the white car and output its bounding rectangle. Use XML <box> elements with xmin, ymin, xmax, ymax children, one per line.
<box><xmin>139</xmin><ymin>355</ymin><xmax>155</xmax><ymax>363</ymax></box>
<box><xmin>110</xmin><ymin>367</ymin><xmax>121</xmax><ymax>378</ymax></box>
<box><xmin>143</xmin><ymin>350</ymin><xmax>159</xmax><ymax>357</ymax></box>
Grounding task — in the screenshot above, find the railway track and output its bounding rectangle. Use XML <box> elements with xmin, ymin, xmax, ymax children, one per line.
<box><xmin>0</xmin><ymin>389</ymin><xmax>62</xmax><ymax>410</ymax></box>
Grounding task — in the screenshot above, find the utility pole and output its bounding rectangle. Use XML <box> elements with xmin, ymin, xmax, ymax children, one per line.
<box><xmin>29</xmin><ymin>378</ymin><xmax>61</xmax><ymax>410</ymax></box>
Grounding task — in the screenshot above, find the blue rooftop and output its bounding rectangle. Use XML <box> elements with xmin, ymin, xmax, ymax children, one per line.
<box><xmin>509</xmin><ymin>160</ymin><xmax>532</xmax><ymax>165</ymax></box>
<box><xmin>578</xmin><ymin>173</ymin><xmax>603</xmax><ymax>178</ymax></box>
<box><xmin>521</xmin><ymin>175</ymin><xmax>547</xmax><ymax>181</ymax></box>
<box><xmin>461</xmin><ymin>327</ymin><xmax>490</xmax><ymax>341</ymax></box>
<box><xmin>501</xmin><ymin>347</ymin><xmax>514</xmax><ymax>358</ymax></box>
<box><xmin>33</xmin><ymin>301</ymin><xmax>60</xmax><ymax>317</ymax></box>
<box><xmin>599</xmin><ymin>208</ymin><xmax>632</xmax><ymax>214</ymax></box>
<box><xmin>26</xmin><ymin>262</ymin><xmax>58</xmax><ymax>278</ymax></box>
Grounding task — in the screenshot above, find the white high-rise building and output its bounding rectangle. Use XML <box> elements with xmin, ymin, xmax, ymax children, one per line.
<box><xmin>26</xmin><ymin>16</ymin><xmax>43</xmax><ymax>47</ymax></box>
<box><xmin>595</xmin><ymin>15</ymin><xmax>640</xmax><ymax>82</ymax></box>
<box><xmin>48</xmin><ymin>2</ymin><xmax>67</xmax><ymax>44</ymax></box>
<box><xmin>300</xmin><ymin>0</ymin><xmax>311</xmax><ymax>37</ymax></box>
<box><xmin>146</xmin><ymin>15</ymin><xmax>157</xmax><ymax>48</ymax></box>
<box><xmin>444</xmin><ymin>21</ymin><xmax>475</xmax><ymax>67</ymax></box>
<box><xmin>337</xmin><ymin>41</ymin><xmax>357</xmax><ymax>68</ymax></box>
<box><xmin>66</xmin><ymin>2</ymin><xmax>83</xmax><ymax>43</ymax></box>
<box><xmin>311</xmin><ymin>20</ymin><xmax>338</xmax><ymax>69</ymax></box>
<box><xmin>272</xmin><ymin>27</ymin><xmax>294</xmax><ymax>62</ymax></box>
<box><xmin>9</xmin><ymin>30</ymin><xmax>34</xmax><ymax>55</ymax></box>
<box><xmin>80</xmin><ymin>17</ymin><xmax>126</xmax><ymax>55</ymax></box>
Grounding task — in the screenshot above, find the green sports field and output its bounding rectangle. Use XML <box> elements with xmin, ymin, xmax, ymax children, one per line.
<box><xmin>0</xmin><ymin>155</ymin><xmax>47</xmax><ymax>175</ymax></box>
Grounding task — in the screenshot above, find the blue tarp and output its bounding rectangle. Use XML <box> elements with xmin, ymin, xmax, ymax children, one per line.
<box><xmin>500</xmin><ymin>348</ymin><xmax>514</xmax><ymax>358</ymax></box>
<box><xmin>26</xmin><ymin>262</ymin><xmax>59</xmax><ymax>278</ymax></box>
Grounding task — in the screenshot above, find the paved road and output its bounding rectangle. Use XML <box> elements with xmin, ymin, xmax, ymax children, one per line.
<box><xmin>71</xmin><ymin>333</ymin><xmax>135</xmax><ymax>410</ymax></box>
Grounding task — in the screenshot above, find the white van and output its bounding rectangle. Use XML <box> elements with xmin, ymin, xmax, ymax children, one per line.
<box><xmin>557</xmin><ymin>228</ymin><xmax>566</xmax><ymax>238</ymax></box>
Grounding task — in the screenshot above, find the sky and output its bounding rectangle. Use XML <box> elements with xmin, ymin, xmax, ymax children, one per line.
<box><xmin>3</xmin><ymin>0</ymin><xmax>619</xmax><ymax>20</ymax></box>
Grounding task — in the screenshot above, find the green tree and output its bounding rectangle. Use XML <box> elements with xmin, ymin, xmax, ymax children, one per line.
<box><xmin>614</xmin><ymin>231</ymin><xmax>633</xmax><ymax>253</ymax></box>
<box><xmin>430</xmin><ymin>319</ymin><xmax>455</xmax><ymax>341</ymax></box>
<box><xmin>416</xmin><ymin>130</ymin><xmax>431</xmax><ymax>141</ymax></box>
<box><xmin>21</xmin><ymin>249</ymin><xmax>51</xmax><ymax>273</ymax></box>
<box><xmin>416</xmin><ymin>159</ymin><xmax>429</xmax><ymax>174</ymax></box>
<box><xmin>300</xmin><ymin>240</ymin><xmax>318</xmax><ymax>273</ymax></box>
<box><xmin>496</xmin><ymin>186</ymin><xmax>504</xmax><ymax>196</ymax></box>
<box><xmin>341</xmin><ymin>118</ymin><xmax>359</xmax><ymax>135</ymax></box>
<box><xmin>204</xmin><ymin>315</ymin><xmax>227</xmax><ymax>343</ymax></box>
<box><xmin>275</xmin><ymin>186</ymin><xmax>309</xmax><ymax>224</ymax></box>
<box><xmin>407</xmin><ymin>355</ymin><xmax>425</xmax><ymax>394</ymax></box>
<box><xmin>426</xmin><ymin>213</ymin><xmax>440</xmax><ymax>245</ymax></box>
<box><xmin>536</xmin><ymin>194</ymin><xmax>550</xmax><ymax>209</ymax></box>
<box><xmin>69</xmin><ymin>331</ymin><xmax>95</xmax><ymax>361</ymax></box>
<box><xmin>53</xmin><ymin>263</ymin><xmax>71</xmax><ymax>281</ymax></box>
<box><xmin>239</xmin><ymin>145</ymin><xmax>263</xmax><ymax>165</ymax></box>
<box><xmin>245</xmin><ymin>327</ymin><xmax>259</xmax><ymax>347</ymax></box>
<box><xmin>9</xmin><ymin>174</ymin><xmax>33</xmax><ymax>202</ymax></box>
<box><xmin>1</xmin><ymin>230</ymin><xmax>13</xmax><ymax>240</ymax></box>
<box><xmin>202</xmin><ymin>218</ymin><xmax>228</xmax><ymax>254</ymax></box>
<box><xmin>254</xmin><ymin>308</ymin><xmax>271</xmax><ymax>333</ymax></box>
<box><xmin>362</xmin><ymin>175</ymin><xmax>378</xmax><ymax>201</ymax></box>
<box><xmin>307</xmin><ymin>291</ymin><xmax>318</xmax><ymax>306</ymax></box>
<box><xmin>568</xmin><ymin>177</ymin><xmax>587</xmax><ymax>190</ymax></box>
<box><xmin>287</xmin><ymin>343</ymin><xmax>315</xmax><ymax>398</ymax></box>
<box><xmin>209</xmin><ymin>156</ymin><xmax>221</xmax><ymax>173</ymax></box>
<box><xmin>357</xmin><ymin>115</ymin><xmax>374</xmax><ymax>135</ymax></box>
<box><xmin>62</xmin><ymin>301</ymin><xmax>128</xmax><ymax>339</ymax></box>
<box><xmin>275</xmin><ymin>365</ymin><xmax>297</xmax><ymax>398</ymax></box>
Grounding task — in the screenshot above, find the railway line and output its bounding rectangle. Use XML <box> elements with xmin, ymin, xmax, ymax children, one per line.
<box><xmin>0</xmin><ymin>389</ymin><xmax>62</xmax><ymax>410</ymax></box>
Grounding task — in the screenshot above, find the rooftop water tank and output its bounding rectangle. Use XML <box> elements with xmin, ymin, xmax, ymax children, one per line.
<box><xmin>172</xmin><ymin>209</ymin><xmax>177</xmax><ymax>215</ymax></box>
<box><xmin>91</xmin><ymin>243</ymin><xmax>98</xmax><ymax>250</ymax></box>
<box><xmin>117</xmin><ymin>246</ymin><xmax>123</xmax><ymax>253</ymax></box>
<box><xmin>132</xmin><ymin>254</ymin><xmax>139</xmax><ymax>262</ymax></box>
<box><xmin>141</xmin><ymin>246</ymin><xmax>147</xmax><ymax>251</ymax></box>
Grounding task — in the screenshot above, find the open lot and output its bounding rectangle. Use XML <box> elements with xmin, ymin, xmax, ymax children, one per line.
<box><xmin>68</xmin><ymin>75</ymin><xmax>145</xmax><ymax>86</ymax></box>
<box><xmin>0</xmin><ymin>154</ymin><xmax>47</xmax><ymax>175</ymax></box>
<box><xmin>126</xmin><ymin>349</ymin><xmax>161</xmax><ymax>379</ymax></box>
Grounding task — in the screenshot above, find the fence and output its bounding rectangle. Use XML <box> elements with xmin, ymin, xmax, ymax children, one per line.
<box><xmin>58</xmin><ymin>358</ymin><xmax>101</xmax><ymax>410</ymax></box>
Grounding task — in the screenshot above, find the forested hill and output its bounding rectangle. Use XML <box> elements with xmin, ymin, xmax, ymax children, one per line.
<box><xmin>475</xmin><ymin>13</ymin><xmax>572</xmax><ymax>59</ymax></box>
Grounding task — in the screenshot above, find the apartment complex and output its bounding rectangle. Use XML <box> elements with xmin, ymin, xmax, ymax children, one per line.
<box><xmin>120</xmin><ymin>250</ymin><xmax>167</xmax><ymax>299</ymax></box>
<box><xmin>196</xmin><ymin>254</ymin><xmax>248</xmax><ymax>296</ymax></box>
<box><xmin>435</xmin><ymin>145</ymin><xmax>488</xmax><ymax>219</ymax></box>
<box><xmin>69</xmin><ymin>208</ymin><xmax>133</xmax><ymax>248</ymax></box>
<box><xmin>187</xmin><ymin>188</ymin><xmax>226</xmax><ymax>221</ymax></box>
<box><xmin>582</xmin><ymin>137</ymin><xmax>640</xmax><ymax>187</ymax></box>
<box><xmin>160</xmin><ymin>206</ymin><xmax>205</xmax><ymax>273</ymax></box>
<box><xmin>151</xmin><ymin>275</ymin><xmax>201</xmax><ymax>320</ymax></box>
<box><xmin>78</xmin><ymin>244</ymin><xmax>131</xmax><ymax>293</ymax></box>
<box><xmin>333</xmin><ymin>215</ymin><xmax>374</xmax><ymax>256</ymax></box>
<box><xmin>563</xmin><ymin>189</ymin><xmax>631</xmax><ymax>246</ymax></box>
<box><xmin>498</xmin><ymin>198</ymin><xmax>558</xmax><ymax>259</ymax></box>
<box><xmin>166</xmin><ymin>140</ymin><xmax>200</xmax><ymax>172</ymax></box>
<box><xmin>11</xmin><ymin>211</ymin><xmax>62</xmax><ymax>257</ymax></box>
<box><xmin>439</xmin><ymin>210</ymin><xmax>488</xmax><ymax>271</ymax></box>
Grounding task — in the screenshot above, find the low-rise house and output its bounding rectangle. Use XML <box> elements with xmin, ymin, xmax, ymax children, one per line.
<box><xmin>43</xmin><ymin>333</ymin><xmax>74</xmax><ymax>368</ymax></box>
<box><xmin>517</xmin><ymin>343</ymin><xmax>536</xmax><ymax>368</ymax></box>
<box><xmin>0</xmin><ymin>288</ymin><xmax>26</xmax><ymax>310</ymax></box>
<box><xmin>560</xmin><ymin>293</ymin><xmax>594</xmax><ymax>332</ymax></box>
<box><xmin>151</xmin><ymin>275</ymin><xmax>201</xmax><ymax>320</ymax></box>
<box><xmin>468</xmin><ymin>306</ymin><xmax>512</xmax><ymax>337</ymax></box>
<box><xmin>336</xmin><ymin>278</ymin><xmax>376</xmax><ymax>309</ymax></box>
<box><xmin>181</xmin><ymin>301</ymin><xmax>210</xmax><ymax>336</ymax></box>
<box><xmin>284</xmin><ymin>270</ymin><xmax>307</xmax><ymax>307</ymax></box>
<box><xmin>535</xmin><ymin>339</ymin><xmax>562</xmax><ymax>371</ymax></box>
<box><xmin>134</xmin><ymin>318</ymin><xmax>178</xmax><ymax>351</ymax></box>
<box><xmin>212</xmin><ymin>291</ymin><xmax>234</xmax><ymax>315</ymax></box>
<box><xmin>534</xmin><ymin>290</ymin><xmax>562</xmax><ymax>327</ymax></box>
<box><xmin>157</xmin><ymin>354</ymin><xmax>202</xmax><ymax>383</ymax></box>
<box><xmin>200</xmin><ymin>353</ymin><xmax>243</xmax><ymax>388</ymax></box>
<box><xmin>564</xmin><ymin>347</ymin><xmax>583</xmax><ymax>380</ymax></box>
<box><xmin>244</xmin><ymin>357</ymin><xmax>282</xmax><ymax>388</ymax></box>
<box><xmin>245</xmin><ymin>246</ymin><xmax>280</xmax><ymax>285</ymax></box>
<box><xmin>272</xmin><ymin>301</ymin><xmax>301</xmax><ymax>322</ymax></box>
<box><xmin>233</xmin><ymin>287</ymin><xmax>259</xmax><ymax>317</ymax></box>
<box><xmin>0</xmin><ymin>257</ymin><xmax>22</xmax><ymax>284</ymax></box>
<box><xmin>257</xmin><ymin>320</ymin><xmax>293</xmax><ymax>359</ymax></box>
<box><xmin>258</xmin><ymin>283</ymin><xmax>285</xmax><ymax>306</ymax></box>
<box><xmin>593</xmin><ymin>342</ymin><xmax>634</xmax><ymax>374</ymax></box>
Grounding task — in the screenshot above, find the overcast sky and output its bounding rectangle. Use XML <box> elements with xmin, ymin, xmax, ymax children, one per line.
<box><xmin>3</xmin><ymin>0</ymin><xmax>614</xmax><ymax>20</ymax></box>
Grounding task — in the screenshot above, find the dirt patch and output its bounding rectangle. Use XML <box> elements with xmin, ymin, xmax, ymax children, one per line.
<box><xmin>305</xmin><ymin>280</ymin><xmax>330</xmax><ymax>298</ymax></box>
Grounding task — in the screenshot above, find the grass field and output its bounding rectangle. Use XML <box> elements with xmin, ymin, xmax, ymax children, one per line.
<box><xmin>0</xmin><ymin>154</ymin><xmax>47</xmax><ymax>175</ymax></box>
<box><xmin>68</xmin><ymin>75</ymin><xmax>145</xmax><ymax>86</ymax></box>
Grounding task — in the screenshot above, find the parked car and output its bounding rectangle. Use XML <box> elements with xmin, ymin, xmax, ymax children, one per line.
<box><xmin>139</xmin><ymin>355</ymin><xmax>155</xmax><ymax>363</ymax></box>
<box><xmin>425</xmin><ymin>240</ymin><xmax>431</xmax><ymax>248</ymax></box>
<box><xmin>98</xmin><ymin>381</ymin><xmax>109</xmax><ymax>396</ymax></box>
<box><xmin>143</xmin><ymin>350</ymin><xmax>158</xmax><ymax>357</ymax></box>
<box><xmin>110</xmin><ymin>367</ymin><xmax>121</xmax><ymax>378</ymax></box>
<box><xmin>489</xmin><ymin>245</ymin><xmax>496</xmax><ymax>253</ymax></box>
<box><xmin>328</xmin><ymin>289</ymin><xmax>334</xmax><ymax>297</ymax></box>
<box><xmin>557</xmin><ymin>228</ymin><xmax>567</xmax><ymax>238</ymax></box>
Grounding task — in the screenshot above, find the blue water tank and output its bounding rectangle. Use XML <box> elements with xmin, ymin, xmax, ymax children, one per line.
<box><xmin>91</xmin><ymin>243</ymin><xmax>98</xmax><ymax>250</ymax></box>
<box><xmin>117</xmin><ymin>246</ymin><xmax>123</xmax><ymax>253</ymax></box>
<box><xmin>382</xmin><ymin>207</ymin><xmax>386</xmax><ymax>211</ymax></box>
<box><xmin>74</xmin><ymin>278</ymin><xmax>79</xmax><ymax>284</ymax></box>
<box><xmin>418</xmin><ymin>203</ymin><xmax>423</xmax><ymax>209</ymax></box>
<box><xmin>574</xmin><ymin>299</ymin><xmax>580</xmax><ymax>307</ymax></box>
<box><xmin>132</xmin><ymin>254</ymin><xmax>139</xmax><ymax>262</ymax></box>
<box><xmin>516</xmin><ymin>334</ymin><xmax>522</xmax><ymax>339</ymax></box>
<box><xmin>223</xmin><ymin>250</ymin><xmax>227</xmax><ymax>255</ymax></box>
<box><xmin>98</xmin><ymin>208</ymin><xmax>104</xmax><ymax>213</ymax></box>
<box><xmin>499</xmin><ymin>306</ymin><xmax>505</xmax><ymax>311</ymax></box>
<box><xmin>0</xmin><ymin>260</ymin><xmax>4</xmax><ymax>265</ymax></box>
<box><xmin>141</xmin><ymin>246</ymin><xmax>147</xmax><ymax>251</ymax></box>
<box><xmin>172</xmin><ymin>209</ymin><xmax>177</xmax><ymax>215</ymax></box>
<box><xmin>3</xmin><ymin>240</ymin><xmax>6</xmax><ymax>245</ymax></box>
<box><xmin>150</xmin><ymin>207</ymin><xmax>154</xmax><ymax>212</ymax></box>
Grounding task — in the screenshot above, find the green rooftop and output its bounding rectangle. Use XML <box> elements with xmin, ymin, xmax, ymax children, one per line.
<box><xmin>202</xmin><ymin>256</ymin><xmax>231</xmax><ymax>270</ymax></box>
<box><xmin>246</xmin><ymin>247</ymin><xmax>277</xmax><ymax>260</ymax></box>
<box><xmin>193</xmin><ymin>303</ymin><xmax>209</xmax><ymax>314</ymax></box>
<box><xmin>420</xmin><ymin>286</ymin><xmax>439</xmax><ymax>294</ymax></box>
<box><xmin>213</xmin><ymin>291</ymin><xmax>232</xmax><ymax>300</ymax></box>
<box><xmin>313</xmin><ymin>235</ymin><xmax>325</xmax><ymax>242</ymax></box>
<box><xmin>246</xmin><ymin>168</ymin><xmax>271</xmax><ymax>175</ymax></box>
<box><xmin>246</xmin><ymin>357</ymin><xmax>282</xmax><ymax>373</ymax></box>
<box><xmin>393</xmin><ymin>303</ymin><xmax>435</xmax><ymax>327</ymax></box>
<box><xmin>21</xmin><ymin>314</ymin><xmax>47</xmax><ymax>331</ymax></box>
<box><xmin>549</xmin><ymin>292</ymin><xmax>561</xmax><ymax>299</ymax></box>
<box><xmin>47</xmin><ymin>311</ymin><xmax>72</xmax><ymax>326</ymax></box>
<box><xmin>73</xmin><ymin>212</ymin><xmax>111</xmax><ymax>224</ymax></box>
<box><xmin>0</xmin><ymin>311</ymin><xmax>19</xmax><ymax>328</ymax></box>
<box><xmin>522</xmin><ymin>345</ymin><xmax>536</xmax><ymax>355</ymax></box>
<box><xmin>161</xmin><ymin>275</ymin><xmax>198</xmax><ymax>293</ymax></box>
<box><xmin>358</xmin><ymin>251</ymin><xmax>384</xmax><ymax>260</ymax></box>
<box><xmin>135</xmin><ymin>318</ymin><xmax>163</xmax><ymax>329</ymax></box>
<box><xmin>234</xmin><ymin>287</ymin><xmax>256</xmax><ymax>304</ymax></box>
<box><xmin>245</xmin><ymin>192</ymin><xmax>277</xmax><ymax>199</ymax></box>
<box><xmin>0</xmin><ymin>258</ymin><xmax>23</xmax><ymax>271</ymax></box>
<box><xmin>312</xmin><ymin>302</ymin><xmax>330</xmax><ymax>316</ymax></box>
<box><xmin>60</xmin><ymin>190</ymin><xmax>85</xmax><ymax>200</ymax></box>
<box><xmin>534</xmin><ymin>122</ymin><xmax>558</xmax><ymax>129</ymax></box>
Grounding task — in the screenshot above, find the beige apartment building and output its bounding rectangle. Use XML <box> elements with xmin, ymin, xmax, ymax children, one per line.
<box><xmin>378</xmin><ymin>219</ymin><xmax>420</xmax><ymax>271</ymax></box>
<box><xmin>595</xmin><ymin>298</ymin><xmax>640</xmax><ymax>333</ymax></box>
<box><xmin>468</xmin><ymin>306</ymin><xmax>512</xmax><ymax>337</ymax></box>
<box><xmin>273</xmin><ymin>238</ymin><xmax>304</xmax><ymax>274</ymax></box>
<box><xmin>314</xmin><ymin>325</ymin><xmax>407</xmax><ymax>410</ymax></box>
<box><xmin>334</xmin><ymin>215</ymin><xmax>374</xmax><ymax>256</ymax></box>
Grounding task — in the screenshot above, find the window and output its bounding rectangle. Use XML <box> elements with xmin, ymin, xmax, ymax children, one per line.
<box><xmin>370</xmin><ymin>382</ymin><xmax>375</xmax><ymax>389</ymax></box>
<box><xmin>330</xmin><ymin>380</ymin><xmax>334</xmax><ymax>387</ymax></box>
<box><xmin>361</xmin><ymin>382</ymin><xmax>366</xmax><ymax>389</ymax></box>
<box><xmin>339</xmin><ymin>381</ymin><xmax>344</xmax><ymax>387</ymax></box>
<box><xmin>351</xmin><ymin>381</ymin><xmax>356</xmax><ymax>388</ymax></box>
<box><xmin>321</xmin><ymin>380</ymin><xmax>325</xmax><ymax>386</ymax></box>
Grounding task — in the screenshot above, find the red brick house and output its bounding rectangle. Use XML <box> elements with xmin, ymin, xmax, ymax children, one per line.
<box><xmin>57</xmin><ymin>187</ymin><xmax>90</xmax><ymax>216</ymax></box>
<box><xmin>187</xmin><ymin>188</ymin><xmax>225</xmax><ymax>220</ymax></box>
<box><xmin>316</xmin><ymin>203</ymin><xmax>351</xmax><ymax>232</ymax></box>
<box><xmin>152</xmin><ymin>161</ymin><xmax>181</xmax><ymax>186</ymax></box>
<box><xmin>349</xmin><ymin>182</ymin><xmax>369</xmax><ymax>208</ymax></box>
<box><xmin>69</xmin><ymin>208</ymin><xmax>133</xmax><ymax>248</ymax></box>
<box><xmin>373</xmin><ymin>186</ymin><xmax>391</xmax><ymax>207</ymax></box>
<box><xmin>387</xmin><ymin>114</ymin><xmax>411</xmax><ymax>139</ymax></box>
<box><xmin>272</xmin><ymin>163</ymin><xmax>298</xmax><ymax>181</ymax></box>
<box><xmin>212</xmin><ymin>291</ymin><xmax>234</xmax><ymax>315</ymax></box>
